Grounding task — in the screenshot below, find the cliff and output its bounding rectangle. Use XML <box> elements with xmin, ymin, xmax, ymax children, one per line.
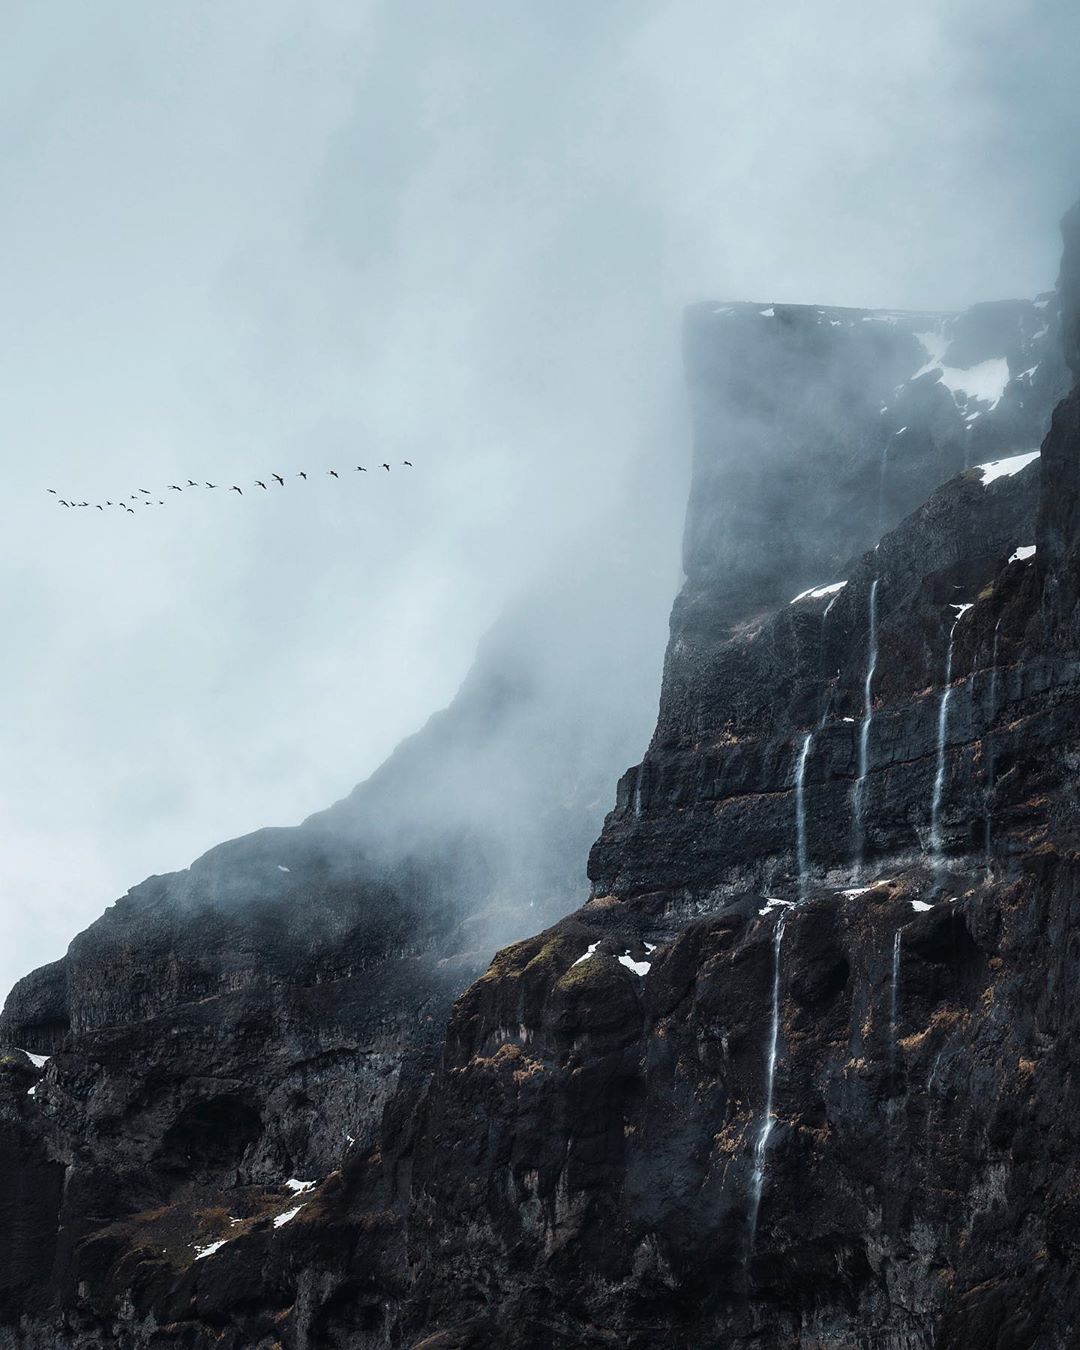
<box><xmin>1</xmin><ymin>203</ymin><xmax>1078</xmax><ymax>1349</ymax></box>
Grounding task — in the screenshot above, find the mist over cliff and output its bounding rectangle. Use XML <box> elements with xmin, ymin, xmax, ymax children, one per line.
<box><xmin>4</xmin><ymin>0</ymin><xmax>1080</xmax><ymax>1001</ymax></box>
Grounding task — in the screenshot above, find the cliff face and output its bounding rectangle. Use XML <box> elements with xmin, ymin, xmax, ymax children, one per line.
<box><xmin>3</xmin><ymin>206</ymin><xmax>1080</xmax><ymax>1349</ymax></box>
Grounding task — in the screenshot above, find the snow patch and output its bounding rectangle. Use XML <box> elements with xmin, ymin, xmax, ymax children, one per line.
<box><xmin>759</xmin><ymin>307</ymin><xmax>775</xmax><ymax>317</ymax></box>
<box><xmin>1009</xmin><ymin>544</ymin><xmax>1036</xmax><ymax>564</ymax></box>
<box><xmin>571</xmin><ymin>942</ymin><xmax>599</xmax><ymax>967</ymax></box>
<box><xmin>911</xmin><ymin>900</ymin><xmax>934</xmax><ymax>912</ymax></box>
<box><xmin>274</xmin><ymin>1204</ymin><xmax>306</xmax><ymax>1229</ymax></box>
<box><xmin>285</xmin><ymin>1178</ymin><xmax>315</xmax><ymax>1195</ymax></box>
<box><xmin>618</xmin><ymin>952</ymin><xmax>651</xmax><ymax>977</ymax></box>
<box><xmin>976</xmin><ymin>451</ymin><xmax>1040</xmax><ymax>485</ymax></box>
<box><xmin>194</xmin><ymin>1239</ymin><xmax>227</xmax><ymax>1260</ymax></box>
<box><xmin>790</xmin><ymin>580</ymin><xmax>847</xmax><ymax>605</ymax></box>
<box><xmin>758</xmin><ymin>897</ymin><xmax>794</xmax><ymax>916</ymax></box>
<box><xmin>939</xmin><ymin>358</ymin><xmax>1010</xmax><ymax>409</ymax></box>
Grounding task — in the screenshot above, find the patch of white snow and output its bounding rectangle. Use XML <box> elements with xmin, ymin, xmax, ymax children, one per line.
<box><xmin>790</xmin><ymin>580</ymin><xmax>847</xmax><ymax>605</ymax></box>
<box><xmin>976</xmin><ymin>451</ymin><xmax>1040</xmax><ymax>485</ymax></box>
<box><xmin>274</xmin><ymin>1204</ymin><xmax>305</xmax><ymax>1229</ymax></box>
<box><xmin>571</xmin><ymin>942</ymin><xmax>599</xmax><ymax>967</ymax></box>
<box><xmin>1009</xmin><ymin>544</ymin><xmax>1036</xmax><ymax>564</ymax></box>
<box><xmin>618</xmin><ymin>952</ymin><xmax>651</xmax><ymax>977</ymax></box>
<box><xmin>285</xmin><ymin>1179</ymin><xmax>315</xmax><ymax>1195</ymax></box>
<box><xmin>194</xmin><ymin>1239</ymin><xmax>227</xmax><ymax>1260</ymax></box>
<box><xmin>911</xmin><ymin>900</ymin><xmax>934</xmax><ymax>912</ymax></box>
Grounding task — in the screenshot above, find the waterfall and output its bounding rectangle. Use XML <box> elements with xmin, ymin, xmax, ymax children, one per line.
<box><xmin>929</xmin><ymin>605</ymin><xmax>969</xmax><ymax>871</ymax></box>
<box><xmin>985</xmin><ymin>618</ymin><xmax>1003</xmax><ymax>869</ymax></box>
<box><xmin>877</xmin><ymin>441</ymin><xmax>890</xmax><ymax>539</ymax></box>
<box><xmin>794</xmin><ymin>733</ymin><xmax>813</xmax><ymax>901</ymax></box>
<box><xmin>747</xmin><ymin>909</ymin><xmax>787</xmax><ymax>1264</ymax></box>
<box><xmin>889</xmin><ymin>929</ymin><xmax>902</xmax><ymax>1058</ymax></box>
<box><xmin>851</xmin><ymin>578</ymin><xmax>880</xmax><ymax>874</ymax></box>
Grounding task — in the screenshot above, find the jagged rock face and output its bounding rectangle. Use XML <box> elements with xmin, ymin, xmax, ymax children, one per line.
<box><xmin>5</xmin><ymin>204</ymin><xmax>1080</xmax><ymax>1348</ymax></box>
<box><xmin>0</xmin><ymin>554</ymin><xmax>662</xmax><ymax>1345</ymax></box>
<box><xmin>590</xmin><ymin>290</ymin><xmax>1068</xmax><ymax>909</ymax></box>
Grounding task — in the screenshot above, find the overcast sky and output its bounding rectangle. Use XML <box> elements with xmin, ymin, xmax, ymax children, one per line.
<box><xmin>2</xmin><ymin>0</ymin><xmax>1078</xmax><ymax>1001</ymax></box>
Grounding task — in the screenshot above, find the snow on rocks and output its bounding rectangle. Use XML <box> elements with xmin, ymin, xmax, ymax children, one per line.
<box><xmin>285</xmin><ymin>1178</ymin><xmax>315</xmax><ymax>1194</ymax></box>
<box><xmin>758</xmin><ymin>897</ymin><xmax>795</xmax><ymax>916</ymax></box>
<box><xmin>618</xmin><ymin>952</ymin><xmax>651</xmax><ymax>977</ymax></box>
<box><xmin>14</xmin><ymin>1049</ymin><xmax>50</xmax><ymax>1069</ymax></box>
<box><xmin>571</xmin><ymin>942</ymin><xmax>599</xmax><ymax>967</ymax></box>
<box><xmin>790</xmin><ymin>580</ymin><xmax>847</xmax><ymax>605</ymax></box>
<box><xmin>911</xmin><ymin>900</ymin><xmax>934</xmax><ymax>912</ymax></box>
<box><xmin>194</xmin><ymin>1239</ymin><xmax>227</xmax><ymax>1260</ymax></box>
<box><xmin>975</xmin><ymin>451</ymin><xmax>1040</xmax><ymax>485</ymax></box>
<box><xmin>1009</xmin><ymin>544</ymin><xmax>1036</xmax><ymax>564</ymax></box>
<box><xmin>274</xmin><ymin>1204</ymin><xmax>306</xmax><ymax>1229</ymax></box>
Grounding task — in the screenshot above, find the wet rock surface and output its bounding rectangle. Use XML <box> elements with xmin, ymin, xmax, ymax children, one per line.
<box><xmin>3</xmin><ymin>206</ymin><xmax>1080</xmax><ymax>1348</ymax></box>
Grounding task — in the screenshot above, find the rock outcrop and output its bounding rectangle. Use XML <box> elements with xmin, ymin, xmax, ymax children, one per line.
<box><xmin>2</xmin><ymin>202</ymin><xmax>1079</xmax><ymax>1349</ymax></box>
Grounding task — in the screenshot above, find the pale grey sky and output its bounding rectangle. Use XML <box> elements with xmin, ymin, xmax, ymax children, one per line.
<box><xmin>2</xmin><ymin>0</ymin><xmax>1078</xmax><ymax>1000</ymax></box>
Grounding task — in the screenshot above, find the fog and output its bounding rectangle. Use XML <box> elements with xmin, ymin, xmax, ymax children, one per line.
<box><xmin>2</xmin><ymin>0</ymin><xmax>1078</xmax><ymax>999</ymax></box>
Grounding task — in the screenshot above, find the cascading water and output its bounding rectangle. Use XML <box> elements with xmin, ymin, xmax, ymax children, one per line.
<box><xmin>929</xmin><ymin>604</ymin><xmax>970</xmax><ymax>872</ymax></box>
<box><xmin>851</xmin><ymin>578</ymin><xmax>880</xmax><ymax>874</ymax></box>
<box><xmin>746</xmin><ymin>908</ymin><xmax>787</xmax><ymax>1266</ymax></box>
<box><xmin>794</xmin><ymin>733</ymin><xmax>813</xmax><ymax>901</ymax></box>
<box><xmin>985</xmin><ymin>618</ymin><xmax>1003</xmax><ymax>869</ymax></box>
<box><xmin>889</xmin><ymin>929</ymin><xmax>902</xmax><ymax>1061</ymax></box>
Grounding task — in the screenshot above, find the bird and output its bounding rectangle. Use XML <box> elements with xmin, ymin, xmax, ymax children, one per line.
<box><xmin>272</xmin><ymin>473</ymin><xmax>284</xmax><ymax>486</ymax></box>
<box><xmin>47</xmin><ymin>488</ymin><xmax>57</xmax><ymax>494</ymax></box>
<box><xmin>168</xmin><ymin>484</ymin><xmax>182</xmax><ymax>491</ymax></box>
<box><xmin>403</xmin><ymin>460</ymin><xmax>413</xmax><ymax>467</ymax></box>
<box><xmin>106</xmin><ymin>501</ymin><xmax>113</xmax><ymax>506</ymax></box>
<box><xmin>96</xmin><ymin>504</ymin><xmax>103</xmax><ymax>510</ymax></box>
<box><xmin>328</xmin><ymin>469</ymin><xmax>339</xmax><ymax>478</ymax></box>
<box><xmin>230</xmin><ymin>485</ymin><xmax>243</xmax><ymax>495</ymax></box>
<box><xmin>354</xmin><ymin>465</ymin><xmax>367</xmax><ymax>473</ymax></box>
<box><xmin>205</xmin><ymin>482</ymin><xmax>218</xmax><ymax>488</ymax></box>
<box><xmin>187</xmin><ymin>479</ymin><xmax>197</xmax><ymax>487</ymax></box>
<box><xmin>255</xmin><ymin>480</ymin><xmax>267</xmax><ymax>490</ymax></box>
<box><xmin>60</xmin><ymin>500</ymin><xmax>70</xmax><ymax>507</ymax></box>
<box><xmin>298</xmin><ymin>472</ymin><xmax>307</xmax><ymax>481</ymax></box>
<box><xmin>382</xmin><ymin>463</ymin><xmax>391</xmax><ymax>471</ymax></box>
<box><xmin>139</xmin><ymin>488</ymin><xmax>151</xmax><ymax>495</ymax></box>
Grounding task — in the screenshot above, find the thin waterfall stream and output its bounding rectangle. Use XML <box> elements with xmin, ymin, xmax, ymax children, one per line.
<box><xmin>929</xmin><ymin>604</ymin><xmax>971</xmax><ymax>873</ymax></box>
<box><xmin>794</xmin><ymin>733</ymin><xmax>813</xmax><ymax>901</ymax></box>
<box><xmin>851</xmin><ymin>578</ymin><xmax>880</xmax><ymax>874</ymax></box>
<box><xmin>746</xmin><ymin>907</ymin><xmax>788</xmax><ymax>1267</ymax></box>
<box><xmin>985</xmin><ymin>618</ymin><xmax>1003</xmax><ymax>869</ymax></box>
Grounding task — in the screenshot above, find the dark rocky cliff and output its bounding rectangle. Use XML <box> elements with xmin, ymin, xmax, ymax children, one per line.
<box><xmin>2</xmin><ymin>203</ymin><xmax>1079</xmax><ymax>1349</ymax></box>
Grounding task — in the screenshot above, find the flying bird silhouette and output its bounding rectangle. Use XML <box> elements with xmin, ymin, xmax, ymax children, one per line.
<box><xmin>168</xmin><ymin>484</ymin><xmax>182</xmax><ymax>491</ymax></box>
<box><xmin>298</xmin><ymin>472</ymin><xmax>307</xmax><ymax>480</ymax></box>
<box><xmin>205</xmin><ymin>482</ymin><xmax>217</xmax><ymax>488</ymax></box>
<box><xmin>382</xmin><ymin>463</ymin><xmax>390</xmax><ymax>471</ymax></box>
<box><xmin>354</xmin><ymin>465</ymin><xmax>367</xmax><ymax>472</ymax></box>
<box><xmin>139</xmin><ymin>489</ymin><xmax>151</xmax><ymax>495</ymax></box>
<box><xmin>60</xmin><ymin>500</ymin><xmax>70</xmax><ymax>507</ymax></box>
<box><xmin>328</xmin><ymin>470</ymin><xmax>339</xmax><ymax>478</ymax></box>
<box><xmin>96</xmin><ymin>504</ymin><xmax>103</xmax><ymax>510</ymax></box>
<box><xmin>187</xmin><ymin>479</ymin><xmax>197</xmax><ymax>487</ymax></box>
<box><xmin>47</xmin><ymin>488</ymin><xmax>57</xmax><ymax>494</ymax></box>
<box><xmin>272</xmin><ymin>474</ymin><xmax>284</xmax><ymax>486</ymax></box>
<box><xmin>230</xmin><ymin>485</ymin><xmax>243</xmax><ymax>495</ymax></box>
<box><xmin>255</xmin><ymin>480</ymin><xmax>267</xmax><ymax>490</ymax></box>
<box><xmin>403</xmin><ymin>460</ymin><xmax>413</xmax><ymax>467</ymax></box>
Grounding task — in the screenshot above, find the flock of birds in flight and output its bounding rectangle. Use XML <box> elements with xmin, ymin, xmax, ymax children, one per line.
<box><xmin>47</xmin><ymin>462</ymin><xmax>414</xmax><ymax>512</ymax></box>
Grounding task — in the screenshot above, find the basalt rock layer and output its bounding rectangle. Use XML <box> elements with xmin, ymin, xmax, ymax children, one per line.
<box><xmin>2</xmin><ymin>206</ymin><xmax>1079</xmax><ymax>1349</ymax></box>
